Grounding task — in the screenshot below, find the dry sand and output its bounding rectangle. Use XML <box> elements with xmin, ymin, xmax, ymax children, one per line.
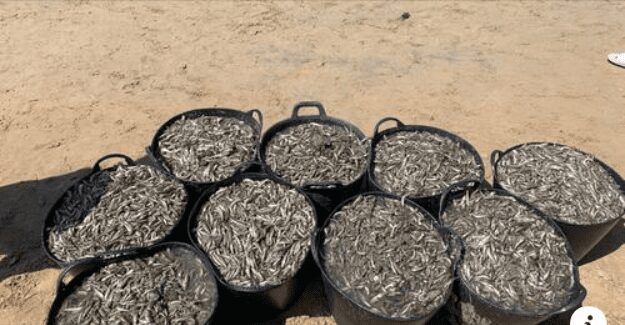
<box><xmin>1</xmin><ymin>1</ymin><xmax>624</xmax><ymax>324</ymax></box>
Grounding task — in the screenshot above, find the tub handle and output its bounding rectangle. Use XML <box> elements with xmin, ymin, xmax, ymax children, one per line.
<box><xmin>302</xmin><ymin>181</ymin><xmax>342</xmax><ymax>190</ymax></box>
<box><xmin>439</xmin><ymin>226</ymin><xmax>465</xmax><ymax>269</ymax></box>
<box><xmin>247</xmin><ymin>108</ymin><xmax>264</xmax><ymax>131</ymax></box>
<box><xmin>232</xmin><ymin>161</ymin><xmax>263</xmax><ymax>176</ymax></box>
<box><xmin>292</xmin><ymin>101</ymin><xmax>327</xmax><ymax>118</ymax></box>
<box><xmin>55</xmin><ymin>259</ymin><xmax>99</xmax><ymax>296</ymax></box>
<box><xmin>373</xmin><ymin>117</ymin><xmax>405</xmax><ymax>135</ymax></box>
<box><xmin>490</xmin><ymin>150</ymin><xmax>503</xmax><ymax>169</ymax></box>
<box><xmin>439</xmin><ymin>179</ymin><xmax>482</xmax><ymax>217</ymax></box>
<box><xmin>92</xmin><ymin>153</ymin><xmax>135</xmax><ymax>172</ymax></box>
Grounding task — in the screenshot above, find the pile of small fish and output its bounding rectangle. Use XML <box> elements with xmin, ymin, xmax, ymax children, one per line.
<box><xmin>54</xmin><ymin>247</ymin><xmax>217</xmax><ymax>324</ymax></box>
<box><xmin>48</xmin><ymin>165</ymin><xmax>187</xmax><ymax>262</ymax></box>
<box><xmin>496</xmin><ymin>143</ymin><xmax>625</xmax><ymax>225</ymax></box>
<box><xmin>194</xmin><ymin>178</ymin><xmax>315</xmax><ymax>287</ymax></box>
<box><xmin>441</xmin><ymin>190</ymin><xmax>575</xmax><ymax>314</ymax></box>
<box><xmin>158</xmin><ymin>115</ymin><xmax>257</xmax><ymax>183</ymax></box>
<box><xmin>373</xmin><ymin>131</ymin><xmax>481</xmax><ymax>197</ymax></box>
<box><xmin>264</xmin><ymin>123</ymin><xmax>369</xmax><ymax>186</ymax></box>
<box><xmin>457</xmin><ymin>301</ymin><xmax>492</xmax><ymax>325</ymax></box>
<box><xmin>322</xmin><ymin>195</ymin><xmax>453</xmax><ymax>319</ymax></box>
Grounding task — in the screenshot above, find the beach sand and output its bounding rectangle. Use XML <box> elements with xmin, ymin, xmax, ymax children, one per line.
<box><xmin>0</xmin><ymin>1</ymin><xmax>624</xmax><ymax>324</ymax></box>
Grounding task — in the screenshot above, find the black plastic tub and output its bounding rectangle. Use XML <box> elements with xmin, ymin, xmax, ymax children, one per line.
<box><xmin>312</xmin><ymin>192</ymin><xmax>457</xmax><ymax>325</ymax></box>
<box><xmin>42</xmin><ymin>153</ymin><xmax>191</xmax><ymax>267</ymax></box>
<box><xmin>187</xmin><ymin>172</ymin><xmax>318</xmax><ymax>322</ymax></box>
<box><xmin>259</xmin><ymin>101</ymin><xmax>370</xmax><ymax>220</ymax></box>
<box><xmin>147</xmin><ymin>107</ymin><xmax>263</xmax><ymax>195</ymax></box>
<box><xmin>368</xmin><ymin>117</ymin><xmax>485</xmax><ymax>216</ymax></box>
<box><xmin>46</xmin><ymin>242</ymin><xmax>219</xmax><ymax>325</ymax></box>
<box><xmin>491</xmin><ymin>142</ymin><xmax>625</xmax><ymax>262</ymax></box>
<box><xmin>438</xmin><ymin>180</ymin><xmax>587</xmax><ymax>325</ymax></box>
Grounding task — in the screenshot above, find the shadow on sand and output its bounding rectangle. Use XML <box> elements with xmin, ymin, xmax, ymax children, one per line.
<box><xmin>0</xmin><ymin>156</ymin><xmax>155</xmax><ymax>282</ymax></box>
<box><xmin>0</xmin><ymin>167</ymin><xmax>90</xmax><ymax>282</ymax></box>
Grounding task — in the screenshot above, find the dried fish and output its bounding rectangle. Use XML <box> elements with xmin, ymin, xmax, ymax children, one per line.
<box><xmin>264</xmin><ymin>123</ymin><xmax>369</xmax><ymax>186</ymax></box>
<box><xmin>322</xmin><ymin>195</ymin><xmax>453</xmax><ymax>319</ymax></box>
<box><xmin>158</xmin><ymin>115</ymin><xmax>257</xmax><ymax>183</ymax></box>
<box><xmin>496</xmin><ymin>143</ymin><xmax>625</xmax><ymax>225</ymax></box>
<box><xmin>374</xmin><ymin>131</ymin><xmax>481</xmax><ymax>197</ymax></box>
<box><xmin>54</xmin><ymin>247</ymin><xmax>217</xmax><ymax>325</ymax></box>
<box><xmin>458</xmin><ymin>301</ymin><xmax>492</xmax><ymax>325</ymax></box>
<box><xmin>441</xmin><ymin>190</ymin><xmax>575</xmax><ymax>314</ymax></box>
<box><xmin>194</xmin><ymin>179</ymin><xmax>315</xmax><ymax>287</ymax></box>
<box><xmin>48</xmin><ymin>165</ymin><xmax>187</xmax><ymax>262</ymax></box>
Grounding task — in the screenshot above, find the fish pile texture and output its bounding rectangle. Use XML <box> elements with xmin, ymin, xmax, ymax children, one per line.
<box><xmin>158</xmin><ymin>115</ymin><xmax>257</xmax><ymax>183</ymax></box>
<box><xmin>323</xmin><ymin>195</ymin><xmax>453</xmax><ymax>319</ymax></box>
<box><xmin>195</xmin><ymin>178</ymin><xmax>315</xmax><ymax>287</ymax></box>
<box><xmin>48</xmin><ymin>165</ymin><xmax>187</xmax><ymax>262</ymax></box>
<box><xmin>374</xmin><ymin>131</ymin><xmax>481</xmax><ymax>197</ymax></box>
<box><xmin>54</xmin><ymin>247</ymin><xmax>217</xmax><ymax>325</ymax></box>
<box><xmin>441</xmin><ymin>190</ymin><xmax>575</xmax><ymax>314</ymax></box>
<box><xmin>265</xmin><ymin>122</ymin><xmax>369</xmax><ymax>186</ymax></box>
<box><xmin>496</xmin><ymin>143</ymin><xmax>625</xmax><ymax>225</ymax></box>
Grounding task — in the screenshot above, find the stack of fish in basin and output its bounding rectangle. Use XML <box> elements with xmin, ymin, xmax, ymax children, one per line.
<box><xmin>492</xmin><ymin>142</ymin><xmax>625</xmax><ymax>261</ymax></box>
<box><xmin>48</xmin><ymin>243</ymin><xmax>218</xmax><ymax>325</ymax></box>
<box><xmin>188</xmin><ymin>173</ymin><xmax>316</xmax><ymax>321</ymax></box>
<box><xmin>43</xmin><ymin>154</ymin><xmax>187</xmax><ymax>265</ymax></box>
<box><xmin>369</xmin><ymin>117</ymin><xmax>484</xmax><ymax>215</ymax></box>
<box><xmin>260</xmin><ymin>101</ymin><xmax>370</xmax><ymax>218</ymax></box>
<box><xmin>313</xmin><ymin>193</ymin><xmax>454</xmax><ymax>325</ymax></box>
<box><xmin>439</xmin><ymin>183</ymin><xmax>586</xmax><ymax>325</ymax></box>
<box><xmin>148</xmin><ymin>107</ymin><xmax>263</xmax><ymax>192</ymax></box>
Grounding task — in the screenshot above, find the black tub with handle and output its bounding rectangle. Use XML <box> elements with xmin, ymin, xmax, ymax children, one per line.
<box><xmin>147</xmin><ymin>107</ymin><xmax>263</xmax><ymax>195</ymax></box>
<box><xmin>46</xmin><ymin>242</ymin><xmax>219</xmax><ymax>325</ymax></box>
<box><xmin>438</xmin><ymin>180</ymin><xmax>587</xmax><ymax>325</ymax></box>
<box><xmin>259</xmin><ymin>101</ymin><xmax>370</xmax><ymax>220</ymax></box>
<box><xmin>187</xmin><ymin>171</ymin><xmax>319</xmax><ymax>322</ymax></box>
<box><xmin>42</xmin><ymin>154</ymin><xmax>190</xmax><ymax>267</ymax></box>
<box><xmin>368</xmin><ymin>117</ymin><xmax>485</xmax><ymax>216</ymax></box>
<box><xmin>490</xmin><ymin>142</ymin><xmax>625</xmax><ymax>262</ymax></box>
<box><xmin>311</xmin><ymin>192</ymin><xmax>458</xmax><ymax>325</ymax></box>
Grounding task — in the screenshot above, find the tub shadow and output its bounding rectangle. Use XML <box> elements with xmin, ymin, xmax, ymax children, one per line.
<box><xmin>0</xmin><ymin>155</ymin><xmax>152</xmax><ymax>282</ymax></box>
<box><xmin>0</xmin><ymin>168</ymin><xmax>90</xmax><ymax>281</ymax></box>
<box><xmin>578</xmin><ymin>219</ymin><xmax>625</xmax><ymax>265</ymax></box>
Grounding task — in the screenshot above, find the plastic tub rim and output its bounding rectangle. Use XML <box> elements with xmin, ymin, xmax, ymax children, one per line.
<box><xmin>187</xmin><ymin>171</ymin><xmax>318</xmax><ymax>294</ymax></box>
<box><xmin>491</xmin><ymin>141</ymin><xmax>625</xmax><ymax>226</ymax></box>
<box><xmin>438</xmin><ymin>180</ymin><xmax>587</xmax><ymax>319</ymax></box>
<box><xmin>367</xmin><ymin>117</ymin><xmax>486</xmax><ymax>201</ymax></box>
<box><xmin>41</xmin><ymin>153</ymin><xmax>190</xmax><ymax>267</ymax></box>
<box><xmin>148</xmin><ymin>107</ymin><xmax>263</xmax><ymax>188</ymax></box>
<box><xmin>258</xmin><ymin>102</ymin><xmax>370</xmax><ymax>190</ymax></box>
<box><xmin>47</xmin><ymin>241</ymin><xmax>220</xmax><ymax>325</ymax></box>
<box><xmin>312</xmin><ymin>191</ymin><xmax>455</xmax><ymax>322</ymax></box>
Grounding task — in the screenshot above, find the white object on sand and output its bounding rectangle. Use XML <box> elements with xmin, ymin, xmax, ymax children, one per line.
<box><xmin>608</xmin><ymin>52</ymin><xmax>625</xmax><ymax>67</ymax></box>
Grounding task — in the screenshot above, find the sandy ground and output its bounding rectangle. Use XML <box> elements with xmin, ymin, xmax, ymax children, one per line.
<box><xmin>0</xmin><ymin>1</ymin><xmax>624</xmax><ymax>324</ymax></box>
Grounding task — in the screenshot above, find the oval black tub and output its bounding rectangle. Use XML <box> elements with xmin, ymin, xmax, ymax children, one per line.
<box><xmin>147</xmin><ymin>107</ymin><xmax>263</xmax><ymax>195</ymax></box>
<box><xmin>46</xmin><ymin>242</ymin><xmax>219</xmax><ymax>325</ymax></box>
<box><xmin>368</xmin><ymin>117</ymin><xmax>485</xmax><ymax>216</ymax></box>
<box><xmin>312</xmin><ymin>192</ymin><xmax>457</xmax><ymax>325</ymax></box>
<box><xmin>438</xmin><ymin>180</ymin><xmax>587</xmax><ymax>325</ymax></box>
<box><xmin>42</xmin><ymin>153</ymin><xmax>191</xmax><ymax>267</ymax></box>
<box><xmin>491</xmin><ymin>142</ymin><xmax>625</xmax><ymax>262</ymax></box>
<box><xmin>259</xmin><ymin>101</ymin><xmax>370</xmax><ymax>220</ymax></box>
<box><xmin>187</xmin><ymin>172</ymin><xmax>319</xmax><ymax>323</ymax></box>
